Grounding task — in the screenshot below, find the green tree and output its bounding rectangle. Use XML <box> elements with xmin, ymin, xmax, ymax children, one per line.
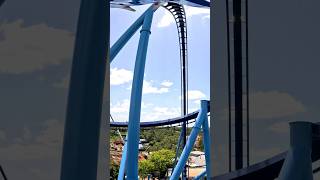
<box><xmin>149</xmin><ymin>149</ymin><xmax>175</xmax><ymax>178</ymax></box>
<box><xmin>139</xmin><ymin>160</ymin><xmax>155</xmax><ymax>179</ymax></box>
<box><xmin>110</xmin><ymin>161</ymin><xmax>119</xmax><ymax>179</ymax></box>
<box><xmin>138</xmin><ymin>149</ymin><xmax>175</xmax><ymax>179</ymax></box>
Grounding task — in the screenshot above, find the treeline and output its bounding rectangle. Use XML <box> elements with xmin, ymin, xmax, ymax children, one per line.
<box><xmin>110</xmin><ymin>127</ymin><xmax>204</xmax><ymax>152</ymax></box>
<box><xmin>110</xmin><ymin>127</ymin><xmax>204</xmax><ymax>179</ymax></box>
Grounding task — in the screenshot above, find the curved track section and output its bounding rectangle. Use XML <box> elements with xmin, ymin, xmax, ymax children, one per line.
<box><xmin>162</xmin><ymin>2</ymin><xmax>188</xmax><ymax>115</ymax></box>
<box><xmin>110</xmin><ymin>103</ymin><xmax>210</xmax><ymax>127</ymax></box>
<box><xmin>162</xmin><ymin>2</ymin><xmax>188</xmax><ymax>74</ymax></box>
<box><xmin>213</xmin><ymin>122</ymin><xmax>320</xmax><ymax>179</ymax></box>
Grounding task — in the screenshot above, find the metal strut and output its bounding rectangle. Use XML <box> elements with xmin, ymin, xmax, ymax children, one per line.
<box><xmin>162</xmin><ymin>3</ymin><xmax>189</xmax><ymax>179</ymax></box>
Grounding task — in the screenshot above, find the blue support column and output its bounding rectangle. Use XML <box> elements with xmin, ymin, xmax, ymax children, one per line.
<box><xmin>118</xmin><ymin>137</ymin><xmax>128</xmax><ymax>180</ymax></box>
<box><xmin>278</xmin><ymin>121</ymin><xmax>313</xmax><ymax>180</ymax></box>
<box><xmin>170</xmin><ymin>100</ymin><xmax>209</xmax><ymax>180</ymax></box>
<box><xmin>59</xmin><ymin>0</ymin><xmax>108</xmax><ymax>179</ymax></box>
<box><xmin>171</xmin><ymin>126</ymin><xmax>184</xmax><ymax>176</ymax></box>
<box><xmin>202</xmin><ymin>103</ymin><xmax>211</xmax><ymax>178</ymax></box>
<box><xmin>126</xmin><ymin>6</ymin><xmax>156</xmax><ymax>180</ymax></box>
<box><xmin>110</xmin><ymin>5</ymin><xmax>158</xmax><ymax>63</ymax></box>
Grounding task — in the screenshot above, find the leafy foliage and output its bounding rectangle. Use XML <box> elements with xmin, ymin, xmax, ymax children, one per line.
<box><xmin>140</xmin><ymin>127</ymin><xmax>182</xmax><ymax>152</ymax></box>
<box><xmin>110</xmin><ymin>127</ymin><xmax>205</xmax><ymax>179</ymax></box>
<box><xmin>138</xmin><ymin>159</ymin><xmax>155</xmax><ymax>178</ymax></box>
<box><xmin>138</xmin><ymin>149</ymin><xmax>175</xmax><ymax>178</ymax></box>
<box><xmin>110</xmin><ymin>161</ymin><xmax>120</xmax><ymax>179</ymax></box>
<box><xmin>149</xmin><ymin>149</ymin><xmax>175</xmax><ymax>177</ymax></box>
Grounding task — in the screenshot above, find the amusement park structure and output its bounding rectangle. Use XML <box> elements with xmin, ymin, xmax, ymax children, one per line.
<box><xmin>57</xmin><ymin>0</ymin><xmax>320</xmax><ymax>180</ymax></box>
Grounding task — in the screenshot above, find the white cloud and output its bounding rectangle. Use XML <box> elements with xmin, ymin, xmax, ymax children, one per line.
<box><xmin>161</xmin><ymin>80</ymin><xmax>173</xmax><ymax>87</ymax></box>
<box><xmin>127</xmin><ymin>80</ymin><xmax>170</xmax><ymax>94</ymax></box>
<box><xmin>157</xmin><ymin>10</ymin><xmax>175</xmax><ymax>28</ymax></box>
<box><xmin>111</xmin><ymin>99</ymin><xmax>130</xmax><ymax>114</ymax></box>
<box><xmin>250</xmin><ymin>91</ymin><xmax>306</xmax><ymax>119</ymax></box>
<box><xmin>110</xmin><ymin>99</ymin><xmax>152</xmax><ymax>121</ymax></box>
<box><xmin>193</xmin><ymin>100</ymin><xmax>201</xmax><ymax>105</ymax></box>
<box><xmin>141</xmin><ymin>106</ymin><xmax>180</xmax><ymax>122</ymax></box>
<box><xmin>0</xmin><ymin>20</ymin><xmax>74</xmax><ymax>74</ymax></box>
<box><xmin>185</xmin><ymin>90</ymin><xmax>206</xmax><ymax>100</ymax></box>
<box><xmin>157</xmin><ymin>7</ymin><xmax>210</xmax><ymax>28</ymax></box>
<box><xmin>110</xmin><ymin>98</ymin><xmax>180</xmax><ymax>122</ymax></box>
<box><xmin>110</xmin><ymin>68</ymin><xmax>133</xmax><ymax>86</ymax></box>
<box><xmin>143</xmin><ymin>80</ymin><xmax>170</xmax><ymax>94</ymax></box>
<box><xmin>185</xmin><ymin>6</ymin><xmax>210</xmax><ymax>18</ymax></box>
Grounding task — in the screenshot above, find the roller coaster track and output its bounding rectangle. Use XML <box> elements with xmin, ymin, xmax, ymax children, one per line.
<box><xmin>110</xmin><ymin>103</ymin><xmax>209</xmax><ymax>127</ymax></box>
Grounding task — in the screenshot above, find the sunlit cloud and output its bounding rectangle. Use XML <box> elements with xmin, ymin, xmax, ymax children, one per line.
<box><xmin>157</xmin><ymin>6</ymin><xmax>210</xmax><ymax>28</ymax></box>
<box><xmin>111</xmin><ymin>68</ymin><xmax>133</xmax><ymax>86</ymax></box>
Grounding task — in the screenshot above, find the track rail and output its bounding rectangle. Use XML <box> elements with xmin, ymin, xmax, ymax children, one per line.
<box><xmin>110</xmin><ymin>103</ymin><xmax>210</xmax><ymax>127</ymax></box>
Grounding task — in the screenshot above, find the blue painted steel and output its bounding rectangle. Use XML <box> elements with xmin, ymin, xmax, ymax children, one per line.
<box><xmin>59</xmin><ymin>0</ymin><xmax>108</xmax><ymax>179</ymax></box>
<box><xmin>125</xmin><ymin>6</ymin><xmax>155</xmax><ymax>180</ymax></box>
<box><xmin>278</xmin><ymin>122</ymin><xmax>313</xmax><ymax>180</ymax></box>
<box><xmin>118</xmin><ymin>137</ymin><xmax>128</xmax><ymax>180</ymax></box>
<box><xmin>111</xmin><ymin>110</ymin><xmax>201</xmax><ymax>127</ymax></box>
<box><xmin>171</xmin><ymin>127</ymin><xmax>185</xmax><ymax>175</ymax></box>
<box><xmin>170</xmin><ymin>100</ymin><xmax>209</xmax><ymax>180</ymax></box>
<box><xmin>110</xmin><ymin>5</ymin><xmax>157</xmax><ymax>62</ymax></box>
<box><xmin>193</xmin><ymin>170</ymin><xmax>206</xmax><ymax>180</ymax></box>
<box><xmin>202</xmin><ymin>102</ymin><xmax>211</xmax><ymax>178</ymax></box>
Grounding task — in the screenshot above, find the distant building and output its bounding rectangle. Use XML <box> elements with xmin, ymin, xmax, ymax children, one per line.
<box><xmin>139</xmin><ymin>138</ymin><xmax>149</xmax><ymax>151</ymax></box>
<box><xmin>188</xmin><ymin>151</ymin><xmax>206</xmax><ymax>167</ymax></box>
<box><xmin>187</xmin><ymin>151</ymin><xmax>206</xmax><ymax>178</ymax></box>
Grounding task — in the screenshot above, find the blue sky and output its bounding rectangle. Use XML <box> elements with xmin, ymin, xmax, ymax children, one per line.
<box><xmin>110</xmin><ymin>5</ymin><xmax>210</xmax><ymax>122</ymax></box>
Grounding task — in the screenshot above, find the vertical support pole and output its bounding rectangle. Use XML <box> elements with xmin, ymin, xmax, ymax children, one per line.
<box><xmin>202</xmin><ymin>108</ymin><xmax>211</xmax><ymax>178</ymax></box>
<box><xmin>110</xmin><ymin>5</ymin><xmax>155</xmax><ymax>62</ymax></box>
<box><xmin>172</xmin><ymin>127</ymin><xmax>184</xmax><ymax>175</ymax></box>
<box><xmin>118</xmin><ymin>138</ymin><xmax>128</xmax><ymax>180</ymax></box>
<box><xmin>278</xmin><ymin>122</ymin><xmax>313</xmax><ymax>180</ymax></box>
<box><xmin>126</xmin><ymin>7</ymin><xmax>155</xmax><ymax>180</ymax></box>
<box><xmin>170</xmin><ymin>100</ymin><xmax>208</xmax><ymax>180</ymax></box>
<box><xmin>59</xmin><ymin>0</ymin><xmax>108</xmax><ymax>179</ymax></box>
<box><xmin>244</xmin><ymin>0</ymin><xmax>250</xmax><ymax>167</ymax></box>
<box><xmin>225</xmin><ymin>0</ymin><xmax>232</xmax><ymax>172</ymax></box>
<box><xmin>233</xmin><ymin>0</ymin><xmax>244</xmax><ymax>170</ymax></box>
